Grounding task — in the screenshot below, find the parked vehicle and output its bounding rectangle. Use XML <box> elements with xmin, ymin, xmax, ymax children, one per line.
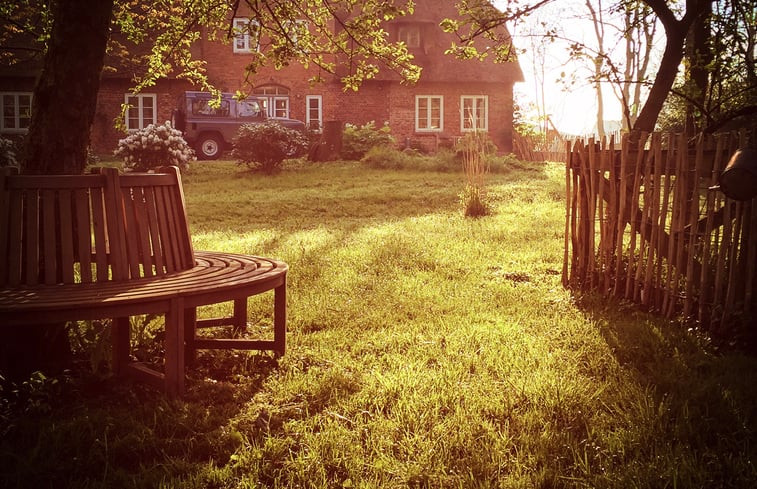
<box><xmin>173</xmin><ymin>91</ymin><xmax>306</xmax><ymax>160</ymax></box>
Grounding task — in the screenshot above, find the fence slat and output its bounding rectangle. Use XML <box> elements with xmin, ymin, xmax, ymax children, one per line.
<box><xmin>745</xmin><ymin>199</ymin><xmax>757</xmax><ymax>315</ymax></box>
<box><xmin>698</xmin><ymin>134</ymin><xmax>726</xmax><ymax>326</ymax></box>
<box><xmin>625</xmin><ymin>134</ymin><xmax>647</xmax><ymax>299</ymax></box>
<box><xmin>563</xmin><ymin>140</ymin><xmax>572</xmax><ymax>287</ymax></box>
<box><xmin>683</xmin><ymin>135</ymin><xmax>704</xmax><ymax>320</ymax></box>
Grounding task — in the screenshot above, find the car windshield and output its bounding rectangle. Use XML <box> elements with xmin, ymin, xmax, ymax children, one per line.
<box><xmin>191</xmin><ymin>98</ymin><xmax>230</xmax><ymax>117</ymax></box>
<box><xmin>238</xmin><ymin>100</ymin><xmax>262</xmax><ymax>118</ymax></box>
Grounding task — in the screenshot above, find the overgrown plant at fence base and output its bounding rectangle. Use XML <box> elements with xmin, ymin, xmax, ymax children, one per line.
<box><xmin>114</xmin><ymin>121</ymin><xmax>194</xmax><ymax>172</ymax></box>
<box><xmin>458</xmin><ymin>131</ymin><xmax>492</xmax><ymax>217</ymax></box>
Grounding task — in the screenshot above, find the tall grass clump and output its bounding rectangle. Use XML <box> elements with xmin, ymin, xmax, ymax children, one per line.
<box><xmin>458</xmin><ymin>131</ymin><xmax>492</xmax><ymax>217</ymax></box>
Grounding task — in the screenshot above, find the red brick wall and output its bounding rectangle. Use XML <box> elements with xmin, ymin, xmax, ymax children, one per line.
<box><xmin>90</xmin><ymin>75</ymin><xmax>515</xmax><ymax>155</ymax></box>
<box><xmin>90</xmin><ymin>78</ymin><xmax>194</xmax><ymax>156</ymax></box>
<box><xmin>89</xmin><ymin>16</ymin><xmax>516</xmax><ymax>156</ymax></box>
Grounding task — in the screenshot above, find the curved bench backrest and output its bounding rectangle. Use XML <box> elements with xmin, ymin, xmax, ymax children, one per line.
<box><xmin>0</xmin><ymin>166</ymin><xmax>194</xmax><ymax>286</ymax></box>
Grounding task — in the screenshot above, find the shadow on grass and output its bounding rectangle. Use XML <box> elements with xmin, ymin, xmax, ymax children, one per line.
<box><xmin>573</xmin><ymin>292</ymin><xmax>757</xmax><ymax>484</ymax></box>
<box><xmin>0</xmin><ymin>352</ymin><xmax>281</xmax><ymax>488</ymax></box>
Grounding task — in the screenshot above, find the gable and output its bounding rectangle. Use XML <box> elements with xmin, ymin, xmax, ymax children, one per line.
<box><xmin>375</xmin><ymin>0</ymin><xmax>524</xmax><ymax>84</ymax></box>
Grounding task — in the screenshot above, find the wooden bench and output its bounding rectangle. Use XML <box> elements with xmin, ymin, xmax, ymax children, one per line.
<box><xmin>0</xmin><ymin>165</ymin><xmax>287</xmax><ymax>396</ymax></box>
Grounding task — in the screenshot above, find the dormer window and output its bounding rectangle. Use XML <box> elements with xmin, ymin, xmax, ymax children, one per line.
<box><xmin>398</xmin><ymin>25</ymin><xmax>421</xmax><ymax>48</ymax></box>
<box><xmin>233</xmin><ymin>17</ymin><xmax>260</xmax><ymax>53</ymax></box>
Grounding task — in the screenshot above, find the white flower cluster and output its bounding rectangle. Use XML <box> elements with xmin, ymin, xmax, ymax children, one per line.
<box><xmin>114</xmin><ymin>121</ymin><xmax>195</xmax><ymax>172</ymax></box>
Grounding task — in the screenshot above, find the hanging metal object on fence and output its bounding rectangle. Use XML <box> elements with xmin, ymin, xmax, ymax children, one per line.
<box><xmin>717</xmin><ymin>148</ymin><xmax>757</xmax><ymax>201</ymax></box>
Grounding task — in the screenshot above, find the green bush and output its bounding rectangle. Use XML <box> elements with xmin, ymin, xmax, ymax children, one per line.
<box><xmin>360</xmin><ymin>145</ymin><xmax>412</xmax><ymax>169</ymax></box>
<box><xmin>0</xmin><ymin>138</ymin><xmax>18</xmax><ymax>168</ymax></box>
<box><xmin>232</xmin><ymin>122</ymin><xmax>308</xmax><ymax>174</ymax></box>
<box><xmin>341</xmin><ymin>121</ymin><xmax>395</xmax><ymax>160</ymax></box>
<box><xmin>114</xmin><ymin>121</ymin><xmax>194</xmax><ymax>172</ymax></box>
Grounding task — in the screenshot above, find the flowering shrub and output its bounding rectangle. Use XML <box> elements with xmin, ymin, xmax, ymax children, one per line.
<box><xmin>114</xmin><ymin>121</ymin><xmax>194</xmax><ymax>172</ymax></box>
<box><xmin>232</xmin><ymin>122</ymin><xmax>308</xmax><ymax>174</ymax></box>
<box><xmin>341</xmin><ymin>121</ymin><xmax>395</xmax><ymax>160</ymax></box>
<box><xmin>0</xmin><ymin>137</ymin><xmax>18</xmax><ymax>167</ymax></box>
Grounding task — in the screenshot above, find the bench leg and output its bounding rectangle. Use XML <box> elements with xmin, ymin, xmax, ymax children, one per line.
<box><xmin>184</xmin><ymin>307</ymin><xmax>197</xmax><ymax>366</ymax></box>
<box><xmin>233</xmin><ymin>298</ymin><xmax>247</xmax><ymax>335</ymax></box>
<box><xmin>164</xmin><ymin>297</ymin><xmax>186</xmax><ymax>397</ymax></box>
<box><xmin>274</xmin><ymin>281</ymin><xmax>287</xmax><ymax>356</ymax></box>
<box><xmin>112</xmin><ymin>317</ymin><xmax>130</xmax><ymax>376</ymax></box>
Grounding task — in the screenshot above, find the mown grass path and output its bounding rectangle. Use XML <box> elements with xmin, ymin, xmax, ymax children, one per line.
<box><xmin>2</xmin><ymin>161</ymin><xmax>755</xmax><ymax>488</ymax></box>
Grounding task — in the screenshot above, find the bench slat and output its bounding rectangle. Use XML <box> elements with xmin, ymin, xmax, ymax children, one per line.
<box><xmin>59</xmin><ymin>189</ymin><xmax>75</xmax><ymax>284</ymax></box>
<box><xmin>24</xmin><ymin>189</ymin><xmax>39</xmax><ymax>285</ymax></box>
<box><xmin>102</xmin><ymin>167</ymin><xmax>127</xmax><ymax>281</ymax></box>
<box><xmin>155</xmin><ymin>185</ymin><xmax>180</xmax><ymax>272</ymax></box>
<box><xmin>42</xmin><ymin>190</ymin><xmax>57</xmax><ymax>284</ymax></box>
<box><xmin>6</xmin><ymin>174</ymin><xmax>106</xmax><ymax>190</ymax></box>
<box><xmin>91</xmin><ymin>186</ymin><xmax>109</xmax><ymax>281</ymax></box>
<box><xmin>0</xmin><ymin>168</ymin><xmax>12</xmax><ymax>283</ymax></box>
<box><xmin>143</xmin><ymin>185</ymin><xmax>165</xmax><ymax>275</ymax></box>
<box><xmin>121</xmin><ymin>187</ymin><xmax>142</xmax><ymax>279</ymax></box>
<box><xmin>75</xmin><ymin>188</ymin><xmax>93</xmax><ymax>283</ymax></box>
<box><xmin>7</xmin><ymin>188</ymin><xmax>23</xmax><ymax>286</ymax></box>
<box><xmin>132</xmin><ymin>186</ymin><xmax>155</xmax><ymax>277</ymax></box>
<box><xmin>164</xmin><ymin>166</ymin><xmax>195</xmax><ymax>268</ymax></box>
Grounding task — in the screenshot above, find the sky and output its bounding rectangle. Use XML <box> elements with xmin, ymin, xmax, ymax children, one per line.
<box><xmin>492</xmin><ymin>0</ymin><xmax>628</xmax><ymax>135</ymax></box>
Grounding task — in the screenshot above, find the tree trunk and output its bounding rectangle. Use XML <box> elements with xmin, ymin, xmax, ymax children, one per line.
<box><xmin>586</xmin><ymin>0</ymin><xmax>606</xmax><ymax>137</ymax></box>
<box><xmin>632</xmin><ymin>28</ymin><xmax>686</xmax><ymax>133</ymax></box>
<box><xmin>23</xmin><ymin>0</ymin><xmax>113</xmax><ymax>175</ymax></box>
<box><xmin>684</xmin><ymin>0</ymin><xmax>713</xmax><ymax>134</ymax></box>
<box><xmin>5</xmin><ymin>0</ymin><xmax>114</xmax><ymax>380</ymax></box>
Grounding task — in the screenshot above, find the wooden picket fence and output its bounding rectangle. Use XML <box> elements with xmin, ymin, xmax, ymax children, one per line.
<box><xmin>563</xmin><ymin>131</ymin><xmax>756</xmax><ymax>337</ymax></box>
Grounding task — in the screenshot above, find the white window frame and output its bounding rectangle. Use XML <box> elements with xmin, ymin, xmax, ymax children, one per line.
<box><xmin>460</xmin><ymin>95</ymin><xmax>488</xmax><ymax>132</ymax></box>
<box><xmin>233</xmin><ymin>17</ymin><xmax>260</xmax><ymax>53</ymax></box>
<box><xmin>1</xmin><ymin>92</ymin><xmax>33</xmax><ymax>133</ymax></box>
<box><xmin>415</xmin><ymin>95</ymin><xmax>443</xmax><ymax>132</ymax></box>
<box><xmin>124</xmin><ymin>93</ymin><xmax>157</xmax><ymax>131</ymax></box>
<box><xmin>306</xmin><ymin>95</ymin><xmax>323</xmax><ymax>132</ymax></box>
<box><xmin>398</xmin><ymin>25</ymin><xmax>421</xmax><ymax>48</ymax></box>
<box><xmin>254</xmin><ymin>85</ymin><xmax>291</xmax><ymax>118</ymax></box>
<box><xmin>272</xmin><ymin>96</ymin><xmax>290</xmax><ymax>118</ymax></box>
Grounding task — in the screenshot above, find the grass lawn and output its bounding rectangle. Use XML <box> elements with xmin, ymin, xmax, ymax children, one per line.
<box><xmin>1</xmin><ymin>159</ymin><xmax>756</xmax><ymax>488</ymax></box>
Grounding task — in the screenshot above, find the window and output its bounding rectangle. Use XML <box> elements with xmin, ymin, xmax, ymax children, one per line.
<box><xmin>461</xmin><ymin>95</ymin><xmax>488</xmax><ymax>131</ymax></box>
<box><xmin>1</xmin><ymin>92</ymin><xmax>32</xmax><ymax>133</ymax></box>
<box><xmin>253</xmin><ymin>85</ymin><xmax>290</xmax><ymax>118</ymax></box>
<box><xmin>190</xmin><ymin>97</ymin><xmax>230</xmax><ymax>117</ymax></box>
<box><xmin>233</xmin><ymin>17</ymin><xmax>260</xmax><ymax>53</ymax></box>
<box><xmin>238</xmin><ymin>99</ymin><xmax>263</xmax><ymax>118</ymax></box>
<box><xmin>306</xmin><ymin>95</ymin><xmax>322</xmax><ymax>132</ymax></box>
<box><xmin>272</xmin><ymin>97</ymin><xmax>289</xmax><ymax>118</ymax></box>
<box><xmin>398</xmin><ymin>25</ymin><xmax>421</xmax><ymax>48</ymax></box>
<box><xmin>415</xmin><ymin>95</ymin><xmax>443</xmax><ymax>132</ymax></box>
<box><xmin>125</xmin><ymin>94</ymin><xmax>157</xmax><ymax>130</ymax></box>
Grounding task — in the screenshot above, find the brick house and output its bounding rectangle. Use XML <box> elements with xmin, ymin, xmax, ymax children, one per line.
<box><xmin>2</xmin><ymin>0</ymin><xmax>522</xmax><ymax>157</ymax></box>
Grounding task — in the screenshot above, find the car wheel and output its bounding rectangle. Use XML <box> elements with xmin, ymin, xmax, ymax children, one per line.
<box><xmin>196</xmin><ymin>134</ymin><xmax>223</xmax><ymax>160</ymax></box>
